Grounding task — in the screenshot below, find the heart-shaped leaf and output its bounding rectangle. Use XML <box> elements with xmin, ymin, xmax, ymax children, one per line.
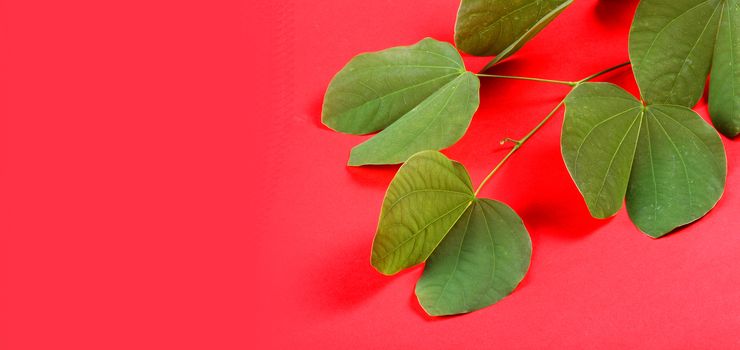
<box><xmin>371</xmin><ymin>151</ymin><xmax>475</xmax><ymax>275</ymax></box>
<box><xmin>371</xmin><ymin>150</ymin><xmax>531</xmax><ymax>315</ymax></box>
<box><xmin>561</xmin><ymin>83</ymin><xmax>726</xmax><ymax>237</ymax></box>
<box><xmin>322</xmin><ymin>38</ymin><xmax>480</xmax><ymax>165</ymax></box>
<box><xmin>415</xmin><ymin>199</ymin><xmax>531</xmax><ymax>316</ymax></box>
<box><xmin>629</xmin><ymin>0</ymin><xmax>740</xmax><ymax>137</ymax></box>
<box><xmin>455</xmin><ymin>0</ymin><xmax>573</xmax><ymax>62</ymax></box>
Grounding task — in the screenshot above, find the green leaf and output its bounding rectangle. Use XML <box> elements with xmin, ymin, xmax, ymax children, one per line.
<box><xmin>348</xmin><ymin>72</ymin><xmax>480</xmax><ymax>166</ymax></box>
<box><xmin>371</xmin><ymin>151</ymin><xmax>475</xmax><ymax>275</ymax></box>
<box><xmin>415</xmin><ymin>199</ymin><xmax>531</xmax><ymax>316</ymax></box>
<box><xmin>629</xmin><ymin>0</ymin><xmax>721</xmax><ymax>106</ymax></box>
<box><xmin>455</xmin><ymin>0</ymin><xmax>573</xmax><ymax>61</ymax></box>
<box><xmin>561</xmin><ymin>83</ymin><xmax>643</xmax><ymax>219</ymax></box>
<box><xmin>626</xmin><ymin>105</ymin><xmax>727</xmax><ymax>237</ymax></box>
<box><xmin>321</xmin><ymin>38</ymin><xmax>481</xmax><ymax>165</ymax></box>
<box><xmin>322</xmin><ymin>38</ymin><xmax>465</xmax><ymax>135</ymax></box>
<box><xmin>371</xmin><ymin>151</ymin><xmax>532</xmax><ymax>315</ymax></box>
<box><xmin>562</xmin><ymin>83</ymin><xmax>726</xmax><ymax>237</ymax></box>
<box><xmin>629</xmin><ymin>0</ymin><xmax>740</xmax><ymax>138</ymax></box>
<box><xmin>709</xmin><ymin>0</ymin><xmax>740</xmax><ymax>137</ymax></box>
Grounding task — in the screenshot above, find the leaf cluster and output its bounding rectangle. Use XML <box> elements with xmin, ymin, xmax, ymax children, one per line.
<box><xmin>321</xmin><ymin>0</ymin><xmax>738</xmax><ymax>316</ymax></box>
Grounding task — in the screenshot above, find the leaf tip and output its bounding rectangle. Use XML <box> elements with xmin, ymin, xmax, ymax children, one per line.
<box><xmin>369</xmin><ymin>250</ymin><xmax>398</xmax><ymax>276</ymax></box>
<box><xmin>370</xmin><ymin>259</ymin><xmax>396</xmax><ymax>276</ymax></box>
<box><xmin>347</xmin><ymin>146</ymin><xmax>368</xmax><ymax>166</ymax></box>
<box><xmin>346</xmin><ymin>157</ymin><xmax>362</xmax><ymax>167</ymax></box>
<box><xmin>414</xmin><ymin>292</ymin><xmax>454</xmax><ymax>317</ymax></box>
<box><xmin>319</xmin><ymin>110</ymin><xmax>340</xmax><ymax>133</ymax></box>
<box><xmin>586</xmin><ymin>205</ymin><xmax>619</xmax><ymax>221</ymax></box>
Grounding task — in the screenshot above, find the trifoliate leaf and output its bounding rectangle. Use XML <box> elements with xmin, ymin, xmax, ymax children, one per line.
<box><xmin>322</xmin><ymin>38</ymin><xmax>480</xmax><ymax>165</ymax></box>
<box><xmin>561</xmin><ymin>83</ymin><xmax>726</xmax><ymax>237</ymax></box>
<box><xmin>348</xmin><ymin>72</ymin><xmax>479</xmax><ymax>166</ymax></box>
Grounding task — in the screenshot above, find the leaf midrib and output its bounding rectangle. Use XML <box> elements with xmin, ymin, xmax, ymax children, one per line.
<box><xmin>429</xmin><ymin>205</ymin><xmax>475</xmax><ymax>313</ymax></box>
<box><xmin>651</xmin><ymin>106</ymin><xmax>723</xmax><ymax>170</ymax></box>
<box><xmin>385</xmin><ymin>189</ymin><xmax>473</xmax><ymax>212</ymax></box>
<box><xmin>634</xmin><ymin>0</ymin><xmax>717</xmax><ymax>69</ymax></box>
<box><xmin>589</xmin><ymin>111</ymin><xmax>643</xmax><ymax>213</ymax></box>
<box><xmin>572</xmin><ymin>106</ymin><xmax>642</xmax><ymax>179</ymax></box>
<box><xmin>665</xmin><ymin>2</ymin><xmax>723</xmax><ymax>101</ymax></box>
<box><xmin>407</xmin><ymin>48</ymin><xmax>464</xmax><ymax>68</ymax></box>
<box><xmin>377</xmin><ymin>75</ymin><xmax>467</xmax><ymax>161</ymax></box>
<box><xmin>335</xmin><ymin>72</ymin><xmax>462</xmax><ymax>121</ymax></box>
<box><xmin>648</xmin><ymin>109</ymin><xmax>694</xmax><ymax>210</ymax></box>
<box><xmin>476</xmin><ymin>202</ymin><xmax>497</xmax><ymax>308</ymax></box>
<box><xmin>476</xmin><ymin>1</ymin><xmax>542</xmax><ymax>38</ymax></box>
<box><xmin>492</xmin><ymin>0</ymin><xmax>572</xmax><ymax>64</ymax></box>
<box><xmin>348</xmin><ymin>65</ymin><xmax>464</xmax><ymax>73</ymax></box>
<box><xmin>374</xmin><ymin>199</ymin><xmax>473</xmax><ymax>264</ymax></box>
<box><xmin>643</xmin><ymin>112</ymin><xmax>659</xmax><ymax>224</ymax></box>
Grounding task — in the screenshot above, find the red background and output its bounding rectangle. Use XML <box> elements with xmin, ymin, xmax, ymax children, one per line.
<box><xmin>1</xmin><ymin>0</ymin><xmax>739</xmax><ymax>348</ymax></box>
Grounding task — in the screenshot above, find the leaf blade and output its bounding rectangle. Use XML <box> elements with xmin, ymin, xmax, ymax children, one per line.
<box><xmin>487</xmin><ymin>0</ymin><xmax>573</xmax><ymax>65</ymax></box>
<box><xmin>371</xmin><ymin>151</ymin><xmax>475</xmax><ymax>275</ymax></box>
<box><xmin>561</xmin><ymin>83</ymin><xmax>644</xmax><ymax>218</ymax></box>
<box><xmin>322</xmin><ymin>38</ymin><xmax>465</xmax><ymax>135</ymax></box>
<box><xmin>415</xmin><ymin>199</ymin><xmax>531</xmax><ymax>316</ymax></box>
<box><xmin>348</xmin><ymin>72</ymin><xmax>480</xmax><ymax>166</ymax></box>
<box><xmin>709</xmin><ymin>0</ymin><xmax>740</xmax><ymax>137</ymax></box>
<box><xmin>629</xmin><ymin>0</ymin><xmax>723</xmax><ymax>106</ymax></box>
<box><xmin>626</xmin><ymin>105</ymin><xmax>726</xmax><ymax>237</ymax></box>
<box><xmin>561</xmin><ymin>83</ymin><xmax>727</xmax><ymax>237</ymax></box>
<box><xmin>455</xmin><ymin>0</ymin><xmax>572</xmax><ymax>58</ymax></box>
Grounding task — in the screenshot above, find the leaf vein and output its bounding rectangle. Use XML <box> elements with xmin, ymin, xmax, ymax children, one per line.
<box><xmin>430</xmin><ymin>206</ymin><xmax>474</xmax><ymax>311</ymax></box>
<box><xmin>590</xmin><ymin>113</ymin><xmax>641</xmax><ymax>213</ymax></box>
<box><xmin>572</xmin><ymin>106</ymin><xmax>641</xmax><ymax>179</ymax></box>
<box><xmin>649</xmin><ymin>110</ymin><xmax>694</xmax><ymax>210</ymax></box>
<box><xmin>375</xmin><ymin>200</ymin><xmax>473</xmax><ymax>263</ymax></box>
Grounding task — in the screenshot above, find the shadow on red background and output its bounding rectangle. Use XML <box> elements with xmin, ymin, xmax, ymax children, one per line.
<box><xmin>595</xmin><ymin>0</ymin><xmax>641</xmax><ymax>27</ymax></box>
<box><xmin>309</xmin><ymin>240</ymin><xmax>400</xmax><ymax>311</ymax></box>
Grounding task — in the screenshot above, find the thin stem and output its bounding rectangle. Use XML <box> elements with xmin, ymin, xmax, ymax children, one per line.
<box><xmin>474</xmin><ymin>100</ymin><xmax>564</xmax><ymax>196</ymax></box>
<box><xmin>473</xmin><ymin>147</ymin><xmax>517</xmax><ymax>197</ymax></box>
<box><xmin>473</xmin><ymin>61</ymin><xmax>631</xmax><ymax>196</ymax></box>
<box><xmin>476</xmin><ymin>74</ymin><xmax>576</xmax><ymax>86</ymax></box>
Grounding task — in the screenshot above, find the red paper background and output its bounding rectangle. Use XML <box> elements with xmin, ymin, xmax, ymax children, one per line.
<box><xmin>1</xmin><ymin>0</ymin><xmax>739</xmax><ymax>349</ymax></box>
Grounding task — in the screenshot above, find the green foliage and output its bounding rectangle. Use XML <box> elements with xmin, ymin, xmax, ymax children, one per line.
<box><xmin>322</xmin><ymin>38</ymin><xmax>480</xmax><ymax>165</ymax></box>
<box><xmin>455</xmin><ymin>0</ymin><xmax>572</xmax><ymax>62</ymax></box>
<box><xmin>321</xmin><ymin>0</ymin><xmax>737</xmax><ymax>317</ymax></box>
<box><xmin>416</xmin><ymin>199</ymin><xmax>531</xmax><ymax>316</ymax></box>
<box><xmin>561</xmin><ymin>83</ymin><xmax>726</xmax><ymax>237</ymax></box>
<box><xmin>349</xmin><ymin>72</ymin><xmax>479</xmax><ymax>166</ymax></box>
<box><xmin>710</xmin><ymin>0</ymin><xmax>740</xmax><ymax>137</ymax></box>
<box><xmin>371</xmin><ymin>151</ymin><xmax>475</xmax><ymax>275</ymax></box>
<box><xmin>630</xmin><ymin>0</ymin><xmax>740</xmax><ymax>137</ymax></box>
<box><xmin>371</xmin><ymin>151</ymin><xmax>531</xmax><ymax>315</ymax></box>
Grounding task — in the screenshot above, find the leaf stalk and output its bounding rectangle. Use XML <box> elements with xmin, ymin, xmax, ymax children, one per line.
<box><xmin>475</xmin><ymin>74</ymin><xmax>576</xmax><ymax>86</ymax></box>
<box><xmin>473</xmin><ymin>61</ymin><xmax>630</xmax><ymax>196</ymax></box>
<box><xmin>475</xmin><ymin>61</ymin><xmax>631</xmax><ymax>87</ymax></box>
